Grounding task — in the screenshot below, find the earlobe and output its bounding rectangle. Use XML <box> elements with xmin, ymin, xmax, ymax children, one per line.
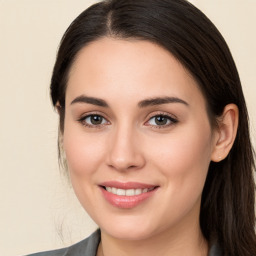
<box><xmin>211</xmin><ymin>104</ymin><xmax>239</xmax><ymax>162</ymax></box>
<box><xmin>55</xmin><ymin>101</ymin><xmax>62</xmax><ymax>115</ymax></box>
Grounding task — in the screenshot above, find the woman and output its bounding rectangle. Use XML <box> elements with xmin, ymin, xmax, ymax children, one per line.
<box><xmin>27</xmin><ymin>0</ymin><xmax>256</xmax><ymax>255</ymax></box>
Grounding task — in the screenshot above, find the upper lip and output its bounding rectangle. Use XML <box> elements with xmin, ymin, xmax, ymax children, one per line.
<box><xmin>99</xmin><ymin>181</ymin><xmax>158</xmax><ymax>189</ymax></box>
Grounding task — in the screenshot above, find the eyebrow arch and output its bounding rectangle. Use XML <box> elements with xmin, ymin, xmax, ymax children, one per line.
<box><xmin>138</xmin><ymin>97</ymin><xmax>189</xmax><ymax>108</ymax></box>
<box><xmin>70</xmin><ymin>95</ymin><xmax>188</xmax><ymax>108</ymax></box>
<box><xmin>70</xmin><ymin>95</ymin><xmax>109</xmax><ymax>107</ymax></box>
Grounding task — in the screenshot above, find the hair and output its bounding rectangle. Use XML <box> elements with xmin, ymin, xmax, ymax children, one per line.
<box><xmin>50</xmin><ymin>0</ymin><xmax>256</xmax><ymax>255</ymax></box>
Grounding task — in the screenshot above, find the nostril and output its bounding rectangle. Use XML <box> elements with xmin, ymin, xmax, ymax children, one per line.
<box><xmin>128</xmin><ymin>165</ymin><xmax>137</xmax><ymax>169</ymax></box>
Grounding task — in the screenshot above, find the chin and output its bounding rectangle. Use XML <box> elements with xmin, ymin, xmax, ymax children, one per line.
<box><xmin>99</xmin><ymin>216</ymin><xmax>160</xmax><ymax>241</ymax></box>
<box><xmin>104</xmin><ymin>228</ymin><xmax>154</xmax><ymax>241</ymax></box>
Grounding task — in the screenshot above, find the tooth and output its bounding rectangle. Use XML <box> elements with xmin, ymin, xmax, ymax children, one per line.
<box><xmin>104</xmin><ymin>187</ymin><xmax>155</xmax><ymax>196</ymax></box>
<box><xmin>126</xmin><ymin>189</ymin><xmax>135</xmax><ymax>196</ymax></box>
<box><xmin>135</xmin><ymin>189</ymin><xmax>142</xmax><ymax>195</ymax></box>
<box><xmin>117</xmin><ymin>189</ymin><xmax>126</xmax><ymax>196</ymax></box>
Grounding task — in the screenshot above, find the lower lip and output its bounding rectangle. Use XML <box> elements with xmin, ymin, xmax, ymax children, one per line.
<box><xmin>99</xmin><ymin>187</ymin><xmax>158</xmax><ymax>209</ymax></box>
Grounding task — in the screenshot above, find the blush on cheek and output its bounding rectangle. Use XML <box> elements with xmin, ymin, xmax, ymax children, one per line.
<box><xmin>154</xmin><ymin>128</ymin><xmax>212</xmax><ymax>183</ymax></box>
<box><xmin>63</xmin><ymin>131</ymin><xmax>106</xmax><ymax>177</ymax></box>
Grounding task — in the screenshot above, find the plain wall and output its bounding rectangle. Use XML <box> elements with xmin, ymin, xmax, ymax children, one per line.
<box><xmin>0</xmin><ymin>1</ymin><xmax>255</xmax><ymax>256</ymax></box>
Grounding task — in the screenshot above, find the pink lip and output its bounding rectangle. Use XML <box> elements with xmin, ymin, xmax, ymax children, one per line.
<box><xmin>100</xmin><ymin>181</ymin><xmax>156</xmax><ymax>189</ymax></box>
<box><xmin>99</xmin><ymin>181</ymin><xmax>159</xmax><ymax>209</ymax></box>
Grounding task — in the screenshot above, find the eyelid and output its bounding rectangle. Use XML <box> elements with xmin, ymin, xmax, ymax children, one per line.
<box><xmin>76</xmin><ymin>110</ymin><xmax>178</xmax><ymax>129</ymax></box>
<box><xmin>77</xmin><ymin>111</ymin><xmax>110</xmax><ymax>128</ymax></box>
<box><xmin>144</xmin><ymin>111</ymin><xmax>178</xmax><ymax>128</ymax></box>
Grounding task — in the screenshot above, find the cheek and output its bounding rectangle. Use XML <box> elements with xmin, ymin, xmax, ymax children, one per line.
<box><xmin>146</xmin><ymin>126</ymin><xmax>213</xmax><ymax>224</ymax></box>
<box><xmin>148</xmin><ymin>123</ymin><xmax>213</xmax><ymax>189</ymax></box>
<box><xmin>63</xmin><ymin>124</ymin><xmax>107</xmax><ymax>177</ymax></box>
<box><xmin>62</xmin><ymin>123</ymin><xmax>108</xmax><ymax>214</ymax></box>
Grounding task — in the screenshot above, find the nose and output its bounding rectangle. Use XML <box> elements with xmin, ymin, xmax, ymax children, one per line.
<box><xmin>106</xmin><ymin>124</ymin><xmax>145</xmax><ymax>172</ymax></box>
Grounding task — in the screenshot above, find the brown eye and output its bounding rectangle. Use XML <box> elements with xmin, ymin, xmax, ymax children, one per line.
<box><xmin>80</xmin><ymin>114</ymin><xmax>108</xmax><ymax>127</ymax></box>
<box><xmin>90</xmin><ymin>115</ymin><xmax>104</xmax><ymax>125</ymax></box>
<box><xmin>155</xmin><ymin>116</ymin><xmax>168</xmax><ymax>125</ymax></box>
<box><xmin>147</xmin><ymin>115</ymin><xmax>177</xmax><ymax>127</ymax></box>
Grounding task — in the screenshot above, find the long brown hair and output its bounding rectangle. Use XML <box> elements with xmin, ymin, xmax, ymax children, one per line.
<box><xmin>50</xmin><ymin>0</ymin><xmax>256</xmax><ymax>255</ymax></box>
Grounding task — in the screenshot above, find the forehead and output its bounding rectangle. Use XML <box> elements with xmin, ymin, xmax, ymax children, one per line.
<box><xmin>66</xmin><ymin>37</ymin><xmax>205</xmax><ymax>108</ymax></box>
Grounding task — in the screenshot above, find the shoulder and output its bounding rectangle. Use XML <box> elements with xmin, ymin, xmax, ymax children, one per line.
<box><xmin>24</xmin><ymin>229</ymin><xmax>101</xmax><ymax>256</ymax></box>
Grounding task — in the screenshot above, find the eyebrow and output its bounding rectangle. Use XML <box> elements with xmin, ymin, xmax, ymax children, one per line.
<box><xmin>70</xmin><ymin>95</ymin><xmax>189</xmax><ymax>108</ymax></box>
<box><xmin>138</xmin><ymin>97</ymin><xmax>189</xmax><ymax>108</ymax></box>
<box><xmin>70</xmin><ymin>95</ymin><xmax>109</xmax><ymax>107</ymax></box>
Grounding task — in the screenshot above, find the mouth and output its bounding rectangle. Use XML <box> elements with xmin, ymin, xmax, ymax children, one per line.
<box><xmin>99</xmin><ymin>181</ymin><xmax>159</xmax><ymax>208</ymax></box>
<box><xmin>100</xmin><ymin>186</ymin><xmax>157</xmax><ymax>196</ymax></box>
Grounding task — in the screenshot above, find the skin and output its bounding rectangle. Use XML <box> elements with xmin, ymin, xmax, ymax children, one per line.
<box><xmin>62</xmin><ymin>37</ymin><xmax>238</xmax><ymax>256</ymax></box>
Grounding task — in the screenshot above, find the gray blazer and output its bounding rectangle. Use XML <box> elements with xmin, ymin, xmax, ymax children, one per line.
<box><xmin>25</xmin><ymin>229</ymin><xmax>222</xmax><ymax>256</ymax></box>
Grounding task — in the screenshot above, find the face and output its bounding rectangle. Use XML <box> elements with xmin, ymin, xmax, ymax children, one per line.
<box><xmin>63</xmin><ymin>38</ymin><xmax>217</xmax><ymax>241</ymax></box>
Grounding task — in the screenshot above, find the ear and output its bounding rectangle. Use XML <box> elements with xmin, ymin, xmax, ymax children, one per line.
<box><xmin>211</xmin><ymin>104</ymin><xmax>239</xmax><ymax>162</ymax></box>
<box><xmin>55</xmin><ymin>101</ymin><xmax>62</xmax><ymax>115</ymax></box>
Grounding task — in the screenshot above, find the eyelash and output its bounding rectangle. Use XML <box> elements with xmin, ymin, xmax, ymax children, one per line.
<box><xmin>77</xmin><ymin>112</ymin><xmax>178</xmax><ymax>129</ymax></box>
<box><xmin>77</xmin><ymin>112</ymin><xmax>109</xmax><ymax>128</ymax></box>
<box><xmin>145</xmin><ymin>113</ymin><xmax>178</xmax><ymax>128</ymax></box>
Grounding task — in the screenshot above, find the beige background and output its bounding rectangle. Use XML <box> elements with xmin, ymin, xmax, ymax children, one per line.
<box><xmin>0</xmin><ymin>1</ymin><xmax>255</xmax><ymax>256</ymax></box>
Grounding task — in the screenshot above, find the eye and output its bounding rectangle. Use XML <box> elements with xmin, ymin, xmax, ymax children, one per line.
<box><xmin>78</xmin><ymin>114</ymin><xmax>109</xmax><ymax>127</ymax></box>
<box><xmin>146</xmin><ymin>114</ymin><xmax>177</xmax><ymax>127</ymax></box>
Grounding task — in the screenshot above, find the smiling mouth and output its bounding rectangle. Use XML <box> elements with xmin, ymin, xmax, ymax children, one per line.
<box><xmin>101</xmin><ymin>186</ymin><xmax>157</xmax><ymax>196</ymax></box>
<box><xmin>99</xmin><ymin>182</ymin><xmax>159</xmax><ymax>208</ymax></box>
